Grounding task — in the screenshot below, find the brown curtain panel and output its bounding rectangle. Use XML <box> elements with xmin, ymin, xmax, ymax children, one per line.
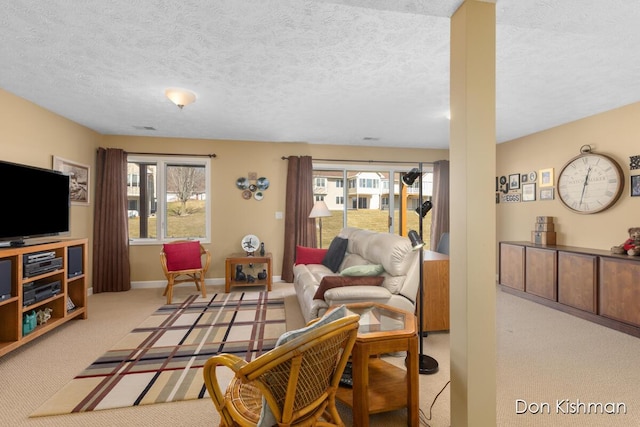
<box><xmin>93</xmin><ymin>148</ymin><xmax>131</xmax><ymax>293</ymax></box>
<box><xmin>430</xmin><ymin>160</ymin><xmax>450</xmax><ymax>250</ymax></box>
<box><xmin>281</xmin><ymin>156</ymin><xmax>316</xmax><ymax>283</ymax></box>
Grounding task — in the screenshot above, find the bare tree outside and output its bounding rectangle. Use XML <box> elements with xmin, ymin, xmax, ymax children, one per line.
<box><xmin>167</xmin><ymin>165</ymin><xmax>206</xmax><ymax>216</ymax></box>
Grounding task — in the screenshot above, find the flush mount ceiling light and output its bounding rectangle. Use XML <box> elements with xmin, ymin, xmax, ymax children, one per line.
<box><xmin>165</xmin><ymin>88</ymin><xmax>196</xmax><ymax>109</ymax></box>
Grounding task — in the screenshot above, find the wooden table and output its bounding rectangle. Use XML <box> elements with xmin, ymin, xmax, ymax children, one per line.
<box><xmin>334</xmin><ymin>303</ymin><xmax>419</xmax><ymax>426</ymax></box>
<box><xmin>224</xmin><ymin>253</ymin><xmax>272</xmax><ymax>293</ymax></box>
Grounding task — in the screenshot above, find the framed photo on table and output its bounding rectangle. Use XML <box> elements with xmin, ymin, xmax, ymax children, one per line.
<box><xmin>53</xmin><ymin>156</ymin><xmax>90</xmax><ymax>205</ymax></box>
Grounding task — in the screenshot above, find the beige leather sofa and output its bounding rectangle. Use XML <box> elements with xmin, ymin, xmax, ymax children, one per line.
<box><xmin>293</xmin><ymin>227</ymin><xmax>420</xmax><ymax>323</ymax></box>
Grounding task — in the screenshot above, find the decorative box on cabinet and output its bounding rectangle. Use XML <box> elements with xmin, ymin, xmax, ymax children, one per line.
<box><xmin>0</xmin><ymin>238</ymin><xmax>88</xmax><ymax>357</ymax></box>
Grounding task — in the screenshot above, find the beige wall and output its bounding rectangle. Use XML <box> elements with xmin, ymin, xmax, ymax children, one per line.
<box><xmin>1</xmin><ymin>87</ymin><xmax>449</xmax><ymax>285</ymax></box>
<box><xmin>5</xmin><ymin>88</ymin><xmax>638</xmax><ymax>282</ymax></box>
<box><xmin>0</xmin><ymin>88</ymin><xmax>99</xmax><ymax>287</ymax></box>
<box><xmin>102</xmin><ymin>135</ymin><xmax>448</xmax><ymax>282</ymax></box>
<box><xmin>496</xmin><ymin>101</ymin><xmax>640</xmax><ymax>250</ymax></box>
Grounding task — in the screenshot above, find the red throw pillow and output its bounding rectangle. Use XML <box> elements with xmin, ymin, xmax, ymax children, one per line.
<box><xmin>295</xmin><ymin>246</ymin><xmax>328</xmax><ymax>265</ymax></box>
<box><xmin>163</xmin><ymin>241</ymin><xmax>202</xmax><ymax>271</ymax></box>
<box><xmin>313</xmin><ymin>275</ymin><xmax>384</xmax><ymax>300</ymax></box>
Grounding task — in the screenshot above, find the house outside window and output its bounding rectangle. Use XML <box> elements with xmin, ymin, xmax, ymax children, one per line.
<box><xmin>127</xmin><ymin>155</ymin><xmax>211</xmax><ymax>243</ymax></box>
<box><xmin>312</xmin><ymin>164</ymin><xmax>434</xmax><ymax>248</ymax></box>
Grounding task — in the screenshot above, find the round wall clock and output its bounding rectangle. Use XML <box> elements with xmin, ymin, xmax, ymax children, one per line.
<box><xmin>241</xmin><ymin>234</ymin><xmax>261</xmax><ymax>254</ymax></box>
<box><xmin>557</xmin><ymin>147</ymin><xmax>624</xmax><ymax>214</ymax></box>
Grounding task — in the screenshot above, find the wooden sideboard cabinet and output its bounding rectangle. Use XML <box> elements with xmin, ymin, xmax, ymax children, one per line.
<box><xmin>422</xmin><ymin>250</ymin><xmax>449</xmax><ymax>332</ymax></box>
<box><xmin>499</xmin><ymin>241</ymin><xmax>640</xmax><ymax>338</ymax></box>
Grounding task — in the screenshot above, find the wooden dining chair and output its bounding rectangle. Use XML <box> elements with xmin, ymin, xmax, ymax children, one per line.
<box><xmin>160</xmin><ymin>240</ymin><xmax>211</xmax><ymax>304</ymax></box>
<box><xmin>203</xmin><ymin>312</ymin><xmax>360</xmax><ymax>427</ymax></box>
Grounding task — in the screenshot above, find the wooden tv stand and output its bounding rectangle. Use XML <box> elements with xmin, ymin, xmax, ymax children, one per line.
<box><xmin>0</xmin><ymin>238</ymin><xmax>88</xmax><ymax>357</ymax></box>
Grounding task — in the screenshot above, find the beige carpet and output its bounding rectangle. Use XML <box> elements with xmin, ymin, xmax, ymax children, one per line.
<box><xmin>497</xmin><ymin>289</ymin><xmax>640</xmax><ymax>427</ymax></box>
<box><xmin>8</xmin><ymin>281</ymin><xmax>639</xmax><ymax>426</ymax></box>
<box><xmin>0</xmin><ymin>282</ymin><xmax>450</xmax><ymax>427</ymax></box>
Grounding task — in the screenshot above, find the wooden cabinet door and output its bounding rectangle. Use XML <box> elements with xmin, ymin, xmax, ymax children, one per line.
<box><xmin>558</xmin><ymin>252</ymin><xmax>597</xmax><ymax>313</ymax></box>
<box><xmin>499</xmin><ymin>243</ymin><xmax>525</xmax><ymax>291</ymax></box>
<box><xmin>422</xmin><ymin>251</ymin><xmax>449</xmax><ymax>332</ymax></box>
<box><xmin>600</xmin><ymin>257</ymin><xmax>640</xmax><ymax>327</ymax></box>
<box><xmin>525</xmin><ymin>247</ymin><xmax>557</xmax><ymax>300</ymax></box>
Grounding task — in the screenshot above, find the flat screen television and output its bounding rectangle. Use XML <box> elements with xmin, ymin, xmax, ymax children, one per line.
<box><xmin>0</xmin><ymin>160</ymin><xmax>70</xmax><ymax>246</ymax></box>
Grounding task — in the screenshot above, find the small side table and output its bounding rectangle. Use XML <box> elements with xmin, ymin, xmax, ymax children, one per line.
<box><xmin>334</xmin><ymin>302</ymin><xmax>419</xmax><ymax>426</ymax></box>
<box><xmin>224</xmin><ymin>253</ymin><xmax>272</xmax><ymax>293</ymax></box>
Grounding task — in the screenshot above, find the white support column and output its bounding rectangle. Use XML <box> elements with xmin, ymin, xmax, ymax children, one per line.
<box><xmin>449</xmin><ymin>1</ymin><xmax>497</xmax><ymax>425</ymax></box>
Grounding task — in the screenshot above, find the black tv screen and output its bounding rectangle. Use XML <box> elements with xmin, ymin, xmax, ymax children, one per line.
<box><xmin>0</xmin><ymin>160</ymin><xmax>70</xmax><ymax>246</ymax></box>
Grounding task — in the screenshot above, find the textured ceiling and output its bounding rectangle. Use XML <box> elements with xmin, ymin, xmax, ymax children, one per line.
<box><xmin>1</xmin><ymin>0</ymin><xmax>639</xmax><ymax>149</ymax></box>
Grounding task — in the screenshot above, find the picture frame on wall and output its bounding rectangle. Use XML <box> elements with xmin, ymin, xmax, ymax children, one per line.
<box><xmin>632</xmin><ymin>175</ymin><xmax>640</xmax><ymax>197</ymax></box>
<box><xmin>540</xmin><ymin>187</ymin><xmax>555</xmax><ymax>201</ymax></box>
<box><xmin>522</xmin><ymin>183</ymin><xmax>536</xmax><ymax>201</ymax></box>
<box><xmin>539</xmin><ymin>168</ymin><xmax>554</xmax><ymax>187</ymax></box>
<box><xmin>52</xmin><ymin>156</ymin><xmax>90</xmax><ymax>205</ymax></box>
<box><xmin>509</xmin><ymin>173</ymin><xmax>520</xmax><ymax>190</ymax></box>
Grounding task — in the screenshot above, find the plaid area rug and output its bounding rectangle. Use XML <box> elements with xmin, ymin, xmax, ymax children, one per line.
<box><xmin>31</xmin><ymin>290</ymin><xmax>286</xmax><ymax>416</ymax></box>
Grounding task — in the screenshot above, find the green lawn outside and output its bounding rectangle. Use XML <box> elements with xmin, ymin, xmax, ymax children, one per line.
<box><xmin>128</xmin><ymin>200</ymin><xmax>206</xmax><ymax>239</ymax></box>
<box><xmin>318</xmin><ymin>209</ymin><xmax>432</xmax><ymax>249</ymax></box>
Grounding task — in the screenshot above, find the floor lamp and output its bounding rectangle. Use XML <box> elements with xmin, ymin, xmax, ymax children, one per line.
<box><xmin>404</xmin><ymin>164</ymin><xmax>439</xmax><ymax>375</ymax></box>
<box><xmin>309</xmin><ymin>200</ymin><xmax>331</xmax><ymax>248</ymax></box>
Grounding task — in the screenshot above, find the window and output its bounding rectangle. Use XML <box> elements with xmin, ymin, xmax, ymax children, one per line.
<box><xmin>314</xmin><ymin>177</ymin><xmax>326</xmax><ymax>188</ymax></box>
<box><xmin>312</xmin><ymin>164</ymin><xmax>434</xmax><ymax>248</ymax></box>
<box><xmin>128</xmin><ymin>173</ymin><xmax>139</xmax><ymax>187</ymax></box>
<box><xmin>127</xmin><ymin>155</ymin><xmax>211</xmax><ymax>243</ymax></box>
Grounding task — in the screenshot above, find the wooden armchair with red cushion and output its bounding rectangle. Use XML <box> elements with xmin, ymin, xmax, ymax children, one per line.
<box><xmin>160</xmin><ymin>240</ymin><xmax>211</xmax><ymax>304</ymax></box>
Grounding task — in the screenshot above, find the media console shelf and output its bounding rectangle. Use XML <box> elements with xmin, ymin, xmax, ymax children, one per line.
<box><xmin>0</xmin><ymin>238</ymin><xmax>88</xmax><ymax>357</ymax></box>
<box><xmin>499</xmin><ymin>241</ymin><xmax>640</xmax><ymax>338</ymax></box>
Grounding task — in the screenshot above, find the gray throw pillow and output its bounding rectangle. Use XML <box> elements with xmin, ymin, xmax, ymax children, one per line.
<box><xmin>321</xmin><ymin>237</ymin><xmax>348</xmax><ymax>273</ymax></box>
<box><xmin>340</xmin><ymin>264</ymin><xmax>385</xmax><ymax>276</ymax></box>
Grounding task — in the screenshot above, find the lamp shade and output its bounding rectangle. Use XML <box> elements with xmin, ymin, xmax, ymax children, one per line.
<box><xmin>165</xmin><ymin>88</ymin><xmax>196</xmax><ymax>109</ymax></box>
<box><xmin>415</xmin><ymin>200</ymin><xmax>433</xmax><ymax>218</ymax></box>
<box><xmin>408</xmin><ymin>230</ymin><xmax>425</xmax><ymax>251</ymax></box>
<box><xmin>309</xmin><ymin>200</ymin><xmax>331</xmax><ymax>218</ymax></box>
<box><xmin>402</xmin><ymin>168</ymin><xmax>421</xmax><ymax>186</ymax></box>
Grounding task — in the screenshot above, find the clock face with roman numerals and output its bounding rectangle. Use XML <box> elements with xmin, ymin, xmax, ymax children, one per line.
<box><xmin>557</xmin><ymin>152</ymin><xmax>623</xmax><ymax>214</ymax></box>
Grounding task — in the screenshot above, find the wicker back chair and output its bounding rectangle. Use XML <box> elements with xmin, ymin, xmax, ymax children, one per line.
<box><xmin>203</xmin><ymin>314</ymin><xmax>360</xmax><ymax>426</ymax></box>
<box><xmin>160</xmin><ymin>240</ymin><xmax>211</xmax><ymax>304</ymax></box>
